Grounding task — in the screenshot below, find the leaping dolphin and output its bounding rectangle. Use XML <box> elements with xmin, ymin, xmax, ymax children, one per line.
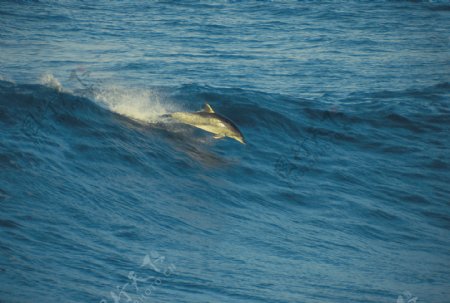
<box><xmin>166</xmin><ymin>103</ymin><xmax>246</xmax><ymax>144</ymax></box>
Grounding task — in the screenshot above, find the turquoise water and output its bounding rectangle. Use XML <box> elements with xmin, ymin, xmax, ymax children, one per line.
<box><xmin>1</xmin><ymin>1</ymin><xmax>449</xmax><ymax>302</ymax></box>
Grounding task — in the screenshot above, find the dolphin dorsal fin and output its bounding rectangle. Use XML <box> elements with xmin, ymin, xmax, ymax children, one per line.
<box><xmin>203</xmin><ymin>103</ymin><xmax>215</xmax><ymax>113</ymax></box>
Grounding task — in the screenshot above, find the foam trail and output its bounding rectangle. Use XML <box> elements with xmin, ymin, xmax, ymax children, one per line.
<box><xmin>40</xmin><ymin>74</ymin><xmax>180</xmax><ymax>124</ymax></box>
<box><xmin>92</xmin><ymin>85</ymin><xmax>179</xmax><ymax>123</ymax></box>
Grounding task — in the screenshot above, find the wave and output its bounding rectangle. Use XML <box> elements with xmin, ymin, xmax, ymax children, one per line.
<box><xmin>1</xmin><ymin>75</ymin><xmax>449</xmax><ymax>303</ymax></box>
<box><xmin>2</xmin><ymin>76</ymin><xmax>449</xmax><ymax>154</ymax></box>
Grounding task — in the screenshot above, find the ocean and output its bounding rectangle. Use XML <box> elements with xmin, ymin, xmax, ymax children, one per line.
<box><xmin>1</xmin><ymin>1</ymin><xmax>449</xmax><ymax>302</ymax></box>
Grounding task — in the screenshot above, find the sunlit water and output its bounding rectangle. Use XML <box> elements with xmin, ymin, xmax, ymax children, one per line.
<box><xmin>1</xmin><ymin>1</ymin><xmax>449</xmax><ymax>302</ymax></box>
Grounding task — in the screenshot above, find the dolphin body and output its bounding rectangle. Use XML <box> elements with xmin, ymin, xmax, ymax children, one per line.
<box><xmin>167</xmin><ymin>103</ymin><xmax>245</xmax><ymax>144</ymax></box>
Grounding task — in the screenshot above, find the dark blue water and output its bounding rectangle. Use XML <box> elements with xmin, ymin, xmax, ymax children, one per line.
<box><xmin>1</xmin><ymin>1</ymin><xmax>449</xmax><ymax>302</ymax></box>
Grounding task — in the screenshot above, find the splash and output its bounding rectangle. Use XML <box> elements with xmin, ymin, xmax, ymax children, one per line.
<box><xmin>40</xmin><ymin>73</ymin><xmax>63</xmax><ymax>92</ymax></box>
<box><xmin>92</xmin><ymin>85</ymin><xmax>179</xmax><ymax>123</ymax></box>
<box><xmin>41</xmin><ymin>72</ymin><xmax>180</xmax><ymax>124</ymax></box>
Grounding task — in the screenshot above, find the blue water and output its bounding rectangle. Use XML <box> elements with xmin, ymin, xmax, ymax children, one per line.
<box><xmin>1</xmin><ymin>1</ymin><xmax>450</xmax><ymax>302</ymax></box>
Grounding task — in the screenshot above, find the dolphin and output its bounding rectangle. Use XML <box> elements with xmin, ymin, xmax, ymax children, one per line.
<box><xmin>166</xmin><ymin>103</ymin><xmax>245</xmax><ymax>144</ymax></box>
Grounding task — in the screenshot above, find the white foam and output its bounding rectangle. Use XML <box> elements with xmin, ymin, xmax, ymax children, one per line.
<box><xmin>40</xmin><ymin>73</ymin><xmax>63</xmax><ymax>92</ymax></box>
<box><xmin>39</xmin><ymin>73</ymin><xmax>180</xmax><ymax>124</ymax></box>
<box><xmin>92</xmin><ymin>84</ymin><xmax>179</xmax><ymax>123</ymax></box>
